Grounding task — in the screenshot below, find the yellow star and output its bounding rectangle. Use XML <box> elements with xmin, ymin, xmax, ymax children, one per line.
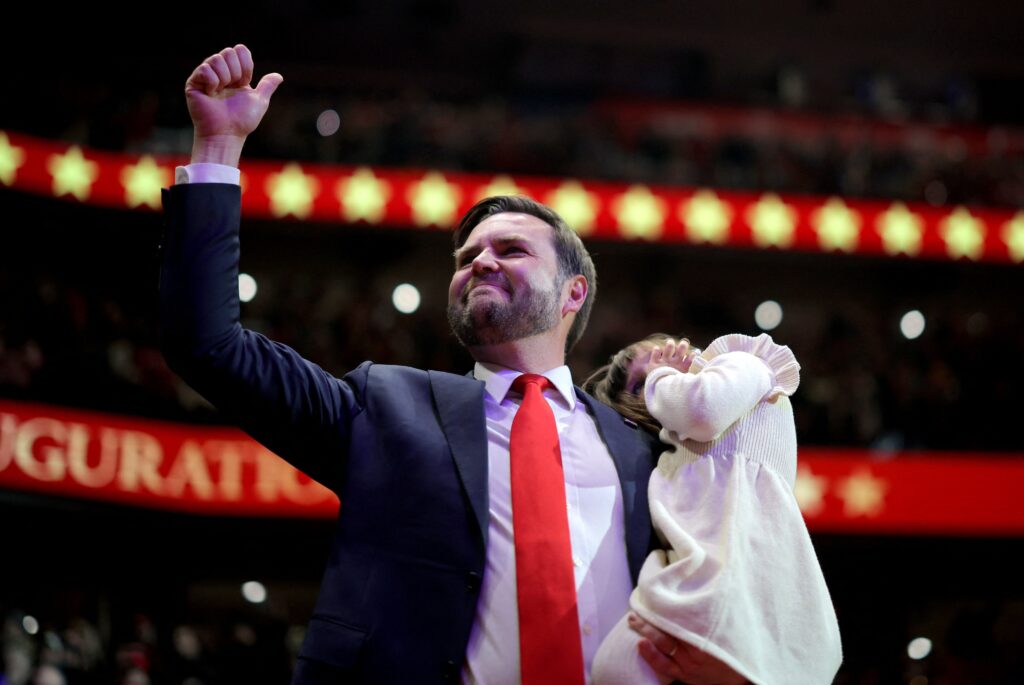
<box><xmin>793</xmin><ymin>466</ymin><xmax>828</xmax><ymax>517</ymax></box>
<box><xmin>266</xmin><ymin>163</ymin><xmax>320</xmax><ymax>219</ymax></box>
<box><xmin>476</xmin><ymin>175</ymin><xmax>525</xmax><ymax>200</ymax></box>
<box><xmin>747</xmin><ymin>193</ymin><xmax>796</xmax><ymax>248</ymax></box>
<box><xmin>0</xmin><ymin>131</ymin><xmax>26</xmax><ymax>185</ymax></box>
<box><xmin>877</xmin><ymin>202</ymin><xmax>923</xmax><ymax>256</ymax></box>
<box><xmin>408</xmin><ymin>171</ymin><xmax>461</xmax><ymax>227</ymax></box>
<box><xmin>336</xmin><ymin>167</ymin><xmax>391</xmax><ymax>223</ymax></box>
<box><xmin>836</xmin><ymin>468</ymin><xmax>888</xmax><ymax>517</ymax></box>
<box><xmin>939</xmin><ymin>206</ymin><xmax>986</xmax><ymax>260</ymax></box>
<box><xmin>680</xmin><ymin>190</ymin><xmax>732</xmax><ymax>244</ymax></box>
<box><xmin>1002</xmin><ymin>212</ymin><xmax>1024</xmax><ymax>262</ymax></box>
<box><xmin>812</xmin><ymin>197</ymin><xmax>861</xmax><ymax>252</ymax></box>
<box><xmin>612</xmin><ymin>184</ymin><xmax>667</xmax><ymax>240</ymax></box>
<box><xmin>47</xmin><ymin>146</ymin><xmax>99</xmax><ymax>201</ymax></box>
<box><xmin>121</xmin><ymin>155</ymin><xmax>171</xmax><ymax>209</ymax></box>
<box><xmin>545</xmin><ymin>181</ymin><xmax>599</xmax><ymax>236</ymax></box>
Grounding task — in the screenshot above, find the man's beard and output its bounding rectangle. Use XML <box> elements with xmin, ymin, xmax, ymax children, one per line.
<box><xmin>447</xmin><ymin>279</ymin><xmax>562</xmax><ymax>347</ymax></box>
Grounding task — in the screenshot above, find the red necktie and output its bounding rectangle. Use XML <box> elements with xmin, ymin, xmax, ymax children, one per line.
<box><xmin>510</xmin><ymin>373</ymin><xmax>585</xmax><ymax>685</ymax></box>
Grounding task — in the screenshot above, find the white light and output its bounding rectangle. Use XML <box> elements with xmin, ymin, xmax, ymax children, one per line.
<box><xmin>900</xmin><ymin>310</ymin><xmax>926</xmax><ymax>339</ymax></box>
<box><xmin>392</xmin><ymin>283</ymin><xmax>421</xmax><ymax>314</ymax></box>
<box><xmin>22</xmin><ymin>615</ymin><xmax>39</xmax><ymax>635</ymax></box>
<box><xmin>754</xmin><ymin>300</ymin><xmax>783</xmax><ymax>331</ymax></box>
<box><xmin>238</xmin><ymin>273</ymin><xmax>258</xmax><ymax>303</ymax></box>
<box><xmin>241</xmin><ymin>581</ymin><xmax>267</xmax><ymax>604</ymax></box>
<box><xmin>317</xmin><ymin>109</ymin><xmax>341</xmax><ymax>137</ymax></box>
<box><xmin>907</xmin><ymin>636</ymin><xmax>932</xmax><ymax>660</ymax></box>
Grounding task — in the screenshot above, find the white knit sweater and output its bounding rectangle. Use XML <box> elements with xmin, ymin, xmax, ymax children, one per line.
<box><xmin>592</xmin><ymin>334</ymin><xmax>842</xmax><ymax>685</ymax></box>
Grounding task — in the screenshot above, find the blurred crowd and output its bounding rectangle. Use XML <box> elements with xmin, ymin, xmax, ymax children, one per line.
<box><xmin>129</xmin><ymin>92</ymin><xmax>1024</xmax><ymax>209</ymax></box>
<box><xmin>1</xmin><ymin>205</ymin><xmax>1020</xmax><ymax>452</ymax></box>
<box><xmin>0</xmin><ymin>611</ymin><xmax>293</xmax><ymax>685</ymax></box>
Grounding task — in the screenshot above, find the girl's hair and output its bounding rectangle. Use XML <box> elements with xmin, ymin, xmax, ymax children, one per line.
<box><xmin>582</xmin><ymin>333</ymin><xmax>676</xmax><ymax>435</ymax></box>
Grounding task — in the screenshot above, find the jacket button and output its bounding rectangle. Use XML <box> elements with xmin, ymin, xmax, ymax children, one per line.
<box><xmin>442</xmin><ymin>659</ymin><xmax>459</xmax><ymax>681</ymax></box>
<box><xmin>466</xmin><ymin>571</ymin><xmax>481</xmax><ymax>592</ymax></box>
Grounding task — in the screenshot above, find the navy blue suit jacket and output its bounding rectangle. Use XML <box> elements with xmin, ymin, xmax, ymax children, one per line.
<box><xmin>158</xmin><ymin>183</ymin><xmax>658</xmax><ymax>684</ymax></box>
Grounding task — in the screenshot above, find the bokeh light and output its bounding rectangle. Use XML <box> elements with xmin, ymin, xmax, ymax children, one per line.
<box><xmin>392</xmin><ymin>283</ymin><xmax>421</xmax><ymax>314</ymax></box>
<box><xmin>241</xmin><ymin>581</ymin><xmax>267</xmax><ymax>604</ymax></box>
<box><xmin>239</xmin><ymin>273</ymin><xmax>258</xmax><ymax>303</ymax></box>
<box><xmin>316</xmin><ymin>109</ymin><xmax>341</xmax><ymax>137</ymax></box>
<box><xmin>900</xmin><ymin>310</ymin><xmax>926</xmax><ymax>339</ymax></box>
<box><xmin>907</xmin><ymin>636</ymin><xmax>932</xmax><ymax>660</ymax></box>
<box><xmin>755</xmin><ymin>300</ymin><xmax>783</xmax><ymax>331</ymax></box>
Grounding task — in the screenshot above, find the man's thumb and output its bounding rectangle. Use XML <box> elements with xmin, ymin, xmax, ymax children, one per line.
<box><xmin>255</xmin><ymin>73</ymin><xmax>284</xmax><ymax>99</ymax></box>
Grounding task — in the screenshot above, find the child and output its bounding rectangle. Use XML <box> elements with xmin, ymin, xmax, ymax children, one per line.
<box><xmin>585</xmin><ymin>333</ymin><xmax>842</xmax><ymax>685</ymax></box>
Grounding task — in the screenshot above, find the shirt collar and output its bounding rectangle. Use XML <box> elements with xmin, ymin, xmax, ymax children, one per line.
<box><xmin>473</xmin><ymin>362</ymin><xmax>577</xmax><ymax>410</ymax></box>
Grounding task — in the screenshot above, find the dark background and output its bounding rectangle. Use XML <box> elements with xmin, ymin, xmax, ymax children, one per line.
<box><xmin>2</xmin><ymin>3</ymin><xmax>1024</xmax><ymax>683</ymax></box>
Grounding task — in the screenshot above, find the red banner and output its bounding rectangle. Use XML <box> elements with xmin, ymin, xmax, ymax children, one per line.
<box><xmin>2</xmin><ymin>400</ymin><xmax>1023</xmax><ymax>535</ymax></box>
<box><xmin>2</xmin><ymin>130</ymin><xmax>1022</xmax><ymax>264</ymax></box>
<box><xmin>0</xmin><ymin>400</ymin><xmax>338</xmax><ymax>518</ymax></box>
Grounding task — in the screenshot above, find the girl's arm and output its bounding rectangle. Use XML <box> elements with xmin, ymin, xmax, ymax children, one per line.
<box><xmin>644</xmin><ymin>333</ymin><xmax>800</xmax><ymax>442</ymax></box>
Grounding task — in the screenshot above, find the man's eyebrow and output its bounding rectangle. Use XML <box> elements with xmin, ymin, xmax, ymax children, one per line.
<box><xmin>453</xmin><ymin>234</ymin><xmax>531</xmax><ymax>262</ymax></box>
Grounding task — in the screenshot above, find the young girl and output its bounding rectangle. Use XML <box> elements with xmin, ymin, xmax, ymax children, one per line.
<box><xmin>585</xmin><ymin>333</ymin><xmax>842</xmax><ymax>685</ymax></box>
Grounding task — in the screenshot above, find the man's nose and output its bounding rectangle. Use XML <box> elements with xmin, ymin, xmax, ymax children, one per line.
<box><xmin>471</xmin><ymin>250</ymin><xmax>499</xmax><ymax>274</ymax></box>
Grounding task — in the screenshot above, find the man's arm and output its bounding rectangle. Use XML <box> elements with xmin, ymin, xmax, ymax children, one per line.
<box><xmin>160</xmin><ymin>45</ymin><xmax>359</xmax><ymax>491</ymax></box>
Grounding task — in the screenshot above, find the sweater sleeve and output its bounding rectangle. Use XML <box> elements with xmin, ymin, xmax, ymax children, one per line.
<box><xmin>643</xmin><ymin>333</ymin><xmax>800</xmax><ymax>443</ymax></box>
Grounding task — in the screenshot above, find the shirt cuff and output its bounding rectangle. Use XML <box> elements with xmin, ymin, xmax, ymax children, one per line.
<box><xmin>174</xmin><ymin>163</ymin><xmax>241</xmax><ymax>186</ymax></box>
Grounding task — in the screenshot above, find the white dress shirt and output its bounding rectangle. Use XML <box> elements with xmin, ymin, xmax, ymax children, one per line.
<box><xmin>464</xmin><ymin>362</ymin><xmax>632</xmax><ymax>685</ymax></box>
<box><xmin>174</xmin><ymin>165</ymin><xmax>634</xmax><ymax>683</ymax></box>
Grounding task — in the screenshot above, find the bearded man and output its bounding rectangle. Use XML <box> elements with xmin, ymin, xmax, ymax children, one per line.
<box><xmin>160</xmin><ymin>43</ymin><xmax>745</xmax><ymax>685</ymax></box>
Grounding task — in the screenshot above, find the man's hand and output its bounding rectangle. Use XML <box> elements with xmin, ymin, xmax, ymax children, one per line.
<box><xmin>642</xmin><ymin>338</ymin><xmax>699</xmax><ymax>378</ymax></box>
<box><xmin>184</xmin><ymin>44</ymin><xmax>283</xmax><ymax>167</ymax></box>
<box><xmin>628</xmin><ymin>613</ymin><xmax>747</xmax><ymax>685</ymax></box>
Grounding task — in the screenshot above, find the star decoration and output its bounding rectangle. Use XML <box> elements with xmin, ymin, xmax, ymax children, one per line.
<box><xmin>121</xmin><ymin>155</ymin><xmax>171</xmax><ymax>209</ymax></box>
<box><xmin>877</xmin><ymin>202</ymin><xmax>923</xmax><ymax>256</ymax></box>
<box><xmin>266</xmin><ymin>163</ymin><xmax>320</xmax><ymax>219</ymax></box>
<box><xmin>545</xmin><ymin>181</ymin><xmax>599</xmax><ymax>236</ymax></box>
<box><xmin>939</xmin><ymin>206</ymin><xmax>986</xmax><ymax>260</ymax></box>
<box><xmin>336</xmin><ymin>167</ymin><xmax>391</xmax><ymax>223</ymax></box>
<box><xmin>47</xmin><ymin>146</ymin><xmax>99</xmax><ymax>201</ymax></box>
<box><xmin>681</xmin><ymin>190</ymin><xmax>732</xmax><ymax>244</ymax></box>
<box><xmin>477</xmin><ymin>175</ymin><xmax>525</xmax><ymax>200</ymax></box>
<box><xmin>0</xmin><ymin>131</ymin><xmax>26</xmax><ymax>185</ymax></box>
<box><xmin>408</xmin><ymin>171</ymin><xmax>461</xmax><ymax>227</ymax></box>
<box><xmin>747</xmin><ymin>194</ymin><xmax>796</xmax><ymax>248</ymax></box>
<box><xmin>1003</xmin><ymin>212</ymin><xmax>1024</xmax><ymax>262</ymax></box>
<box><xmin>793</xmin><ymin>466</ymin><xmax>828</xmax><ymax>517</ymax></box>
<box><xmin>836</xmin><ymin>468</ymin><xmax>888</xmax><ymax>517</ymax></box>
<box><xmin>812</xmin><ymin>197</ymin><xmax>861</xmax><ymax>252</ymax></box>
<box><xmin>612</xmin><ymin>184</ymin><xmax>667</xmax><ymax>240</ymax></box>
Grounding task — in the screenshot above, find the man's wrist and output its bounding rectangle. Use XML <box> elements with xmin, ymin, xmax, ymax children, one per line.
<box><xmin>191</xmin><ymin>134</ymin><xmax>246</xmax><ymax>167</ymax></box>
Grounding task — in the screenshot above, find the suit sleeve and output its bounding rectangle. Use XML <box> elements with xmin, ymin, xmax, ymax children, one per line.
<box><xmin>158</xmin><ymin>183</ymin><xmax>360</xmax><ymax>492</ymax></box>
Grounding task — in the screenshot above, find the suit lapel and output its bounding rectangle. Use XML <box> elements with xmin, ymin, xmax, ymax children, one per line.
<box><xmin>427</xmin><ymin>371</ymin><xmax>654</xmax><ymax>581</ymax></box>
<box><xmin>576</xmin><ymin>389</ymin><xmax>657</xmax><ymax>584</ymax></box>
<box><xmin>429</xmin><ymin>370</ymin><xmax>489</xmax><ymax>550</ymax></box>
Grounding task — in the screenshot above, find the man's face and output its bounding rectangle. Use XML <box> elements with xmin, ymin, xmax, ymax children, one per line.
<box><xmin>447</xmin><ymin>212</ymin><xmax>565</xmax><ymax>348</ymax></box>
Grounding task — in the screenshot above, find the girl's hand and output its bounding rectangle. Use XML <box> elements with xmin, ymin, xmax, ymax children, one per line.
<box><xmin>643</xmin><ymin>338</ymin><xmax>699</xmax><ymax>377</ymax></box>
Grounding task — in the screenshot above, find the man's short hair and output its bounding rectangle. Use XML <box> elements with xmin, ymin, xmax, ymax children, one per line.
<box><xmin>452</xmin><ymin>195</ymin><xmax>597</xmax><ymax>353</ymax></box>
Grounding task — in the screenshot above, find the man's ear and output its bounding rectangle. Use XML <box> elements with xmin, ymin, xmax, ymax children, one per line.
<box><xmin>561</xmin><ymin>275</ymin><xmax>588</xmax><ymax>316</ymax></box>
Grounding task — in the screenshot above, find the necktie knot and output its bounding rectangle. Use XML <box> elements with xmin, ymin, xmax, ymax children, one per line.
<box><xmin>512</xmin><ymin>373</ymin><xmax>551</xmax><ymax>395</ymax></box>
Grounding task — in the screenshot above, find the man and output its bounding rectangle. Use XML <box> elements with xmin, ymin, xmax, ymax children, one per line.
<box><xmin>161</xmin><ymin>44</ymin><xmax>744</xmax><ymax>685</ymax></box>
